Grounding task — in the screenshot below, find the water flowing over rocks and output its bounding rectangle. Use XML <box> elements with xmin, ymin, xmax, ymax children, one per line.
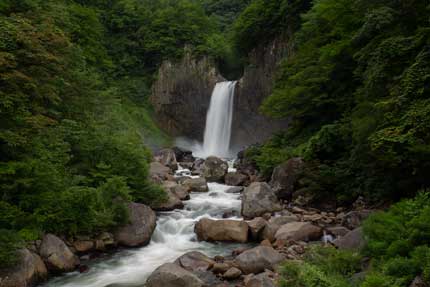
<box><xmin>39</xmin><ymin>234</ymin><xmax>79</xmax><ymax>273</ymax></box>
<box><xmin>114</xmin><ymin>202</ymin><xmax>157</xmax><ymax>247</ymax></box>
<box><xmin>194</xmin><ymin>218</ymin><xmax>249</xmax><ymax>243</ymax></box>
<box><xmin>241</xmin><ymin>182</ymin><xmax>282</xmax><ymax>219</ymax></box>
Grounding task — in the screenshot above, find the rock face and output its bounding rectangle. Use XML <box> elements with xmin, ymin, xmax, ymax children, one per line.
<box><xmin>225</xmin><ymin>172</ymin><xmax>248</xmax><ymax>186</ymax></box>
<box><xmin>234</xmin><ymin>246</ymin><xmax>285</xmax><ymax>274</ymax></box>
<box><xmin>202</xmin><ymin>157</ymin><xmax>228</xmax><ymax>183</ymax></box>
<box><xmin>183</xmin><ymin>178</ymin><xmax>209</xmax><ymax>193</ymax></box>
<box><xmin>269</xmin><ymin>158</ymin><xmax>304</xmax><ymax>200</ymax></box>
<box><xmin>146</xmin><ymin>263</ymin><xmax>204</xmax><ymax>287</ymax></box>
<box><xmin>195</xmin><ymin>218</ymin><xmax>249</xmax><ymax>243</ymax></box>
<box><xmin>241</xmin><ymin>182</ymin><xmax>282</xmax><ymax>219</ymax></box>
<box><xmin>274</xmin><ymin>222</ymin><xmax>322</xmax><ymax>242</ymax></box>
<box><xmin>39</xmin><ymin>234</ymin><xmax>79</xmax><ymax>273</ymax></box>
<box><xmin>333</xmin><ymin>228</ymin><xmax>365</xmax><ymax>250</ymax></box>
<box><xmin>0</xmin><ymin>249</ymin><xmax>48</xmax><ymax>287</ymax></box>
<box><xmin>150</xmin><ymin>36</ymin><xmax>291</xmax><ymax>149</ymax></box>
<box><xmin>150</xmin><ymin>50</ymin><xmax>224</xmax><ymax>140</ymax></box>
<box><xmin>154</xmin><ymin>149</ymin><xmax>178</xmax><ymax>171</ymax></box>
<box><xmin>114</xmin><ymin>202</ymin><xmax>157</xmax><ymax>247</ymax></box>
<box><xmin>173</xmin><ymin>147</ymin><xmax>195</xmax><ymax>163</ymax></box>
<box><xmin>175</xmin><ymin>251</ymin><xmax>215</xmax><ymax>272</ymax></box>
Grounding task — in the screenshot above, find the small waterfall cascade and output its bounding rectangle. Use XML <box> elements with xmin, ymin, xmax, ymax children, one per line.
<box><xmin>202</xmin><ymin>81</ymin><xmax>237</xmax><ymax>158</ymax></box>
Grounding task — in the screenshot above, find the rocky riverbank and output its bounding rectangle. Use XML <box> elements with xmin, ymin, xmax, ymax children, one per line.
<box><xmin>1</xmin><ymin>147</ymin><xmax>372</xmax><ymax>287</ymax></box>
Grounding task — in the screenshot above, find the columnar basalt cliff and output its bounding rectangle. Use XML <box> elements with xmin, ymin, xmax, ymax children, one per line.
<box><xmin>150</xmin><ymin>50</ymin><xmax>225</xmax><ymax>140</ymax></box>
<box><xmin>150</xmin><ymin>36</ymin><xmax>292</xmax><ymax>149</ymax></box>
<box><xmin>232</xmin><ymin>35</ymin><xmax>292</xmax><ymax>149</ymax></box>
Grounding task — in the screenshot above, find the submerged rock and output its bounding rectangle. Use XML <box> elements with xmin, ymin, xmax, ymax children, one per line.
<box><xmin>146</xmin><ymin>263</ymin><xmax>204</xmax><ymax>287</ymax></box>
<box><xmin>241</xmin><ymin>182</ymin><xmax>282</xmax><ymax>219</ymax></box>
<box><xmin>195</xmin><ymin>218</ymin><xmax>249</xmax><ymax>243</ymax></box>
<box><xmin>114</xmin><ymin>202</ymin><xmax>156</xmax><ymax>247</ymax></box>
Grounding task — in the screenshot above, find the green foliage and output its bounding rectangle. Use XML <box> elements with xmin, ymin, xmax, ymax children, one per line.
<box><xmin>0</xmin><ymin>229</ymin><xmax>23</xmax><ymax>269</ymax></box>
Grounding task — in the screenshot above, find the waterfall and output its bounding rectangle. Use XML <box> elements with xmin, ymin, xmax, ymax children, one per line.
<box><xmin>202</xmin><ymin>81</ymin><xmax>236</xmax><ymax>158</ymax></box>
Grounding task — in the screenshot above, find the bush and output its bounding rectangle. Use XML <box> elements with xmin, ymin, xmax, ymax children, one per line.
<box><xmin>0</xmin><ymin>229</ymin><xmax>23</xmax><ymax>269</ymax></box>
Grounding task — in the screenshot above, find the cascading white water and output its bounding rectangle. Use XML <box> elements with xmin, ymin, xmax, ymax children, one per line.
<box><xmin>202</xmin><ymin>81</ymin><xmax>236</xmax><ymax>158</ymax></box>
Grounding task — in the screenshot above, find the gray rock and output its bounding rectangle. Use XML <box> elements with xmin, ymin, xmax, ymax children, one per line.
<box><xmin>275</xmin><ymin>222</ymin><xmax>322</xmax><ymax>242</ymax></box>
<box><xmin>173</xmin><ymin>147</ymin><xmax>195</xmax><ymax>163</ymax></box>
<box><xmin>269</xmin><ymin>158</ymin><xmax>304</xmax><ymax>200</ymax></box>
<box><xmin>39</xmin><ymin>234</ymin><xmax>79</xmax><ymax>273</ymax></box>
<box><xmin>154</xmin><ymin>149</ymin><xmax>178</xmax><ymax>171</ymax></box>
<box><xmin>225</xmin><ymin>172</ymin><xmax>248</xmax><ymax>186</ymax></box>
<box><xmin>244</xmin><ymin>271</ymin><xmax>277</xmax><ymax>287</ymax></box>
<box><xmin>234</xmin><ymin>246</ymin><xmax>285</xmax><ymax>274</ymax></box>
<box><xmin>183</xmin><ymin>178</ymin><xmax>209</xmax><ymax>193</ymax></box>
<box><xmin>0</xmin><ymin>249</ymin><xmax>47</xmax><ymax>287</ymax></box>
<box><xmin>226</xmin><ymin>186</ymin><xmax>244</xmax><ymax>194</ymax></box>
<box><xmin>72</xmin><ymin>240</ymin><xmax>94</xmax><ymax>253</ymax></box>
<box><xmin>223</xmin><ymin>267</ymin><xmax>242</xmax><ymax>280</ymax></box>
<box><xmin>241</xmin><ymin>182</ymin><xmax>282</xmax><ymax>219</ymax></box>
<box><xmin>247</xmin><ymin>217</ymin><xmax>267</xmax><ymax>241</ymax></box>
<box><xmin>409</xmin><ymin>276</ymin><xmax>429</xmax><ymax>287</ymax></box>
<box><xmin>195</xmin><ymin>218</ymin><xmax>248</xmax><ymax>243</ymax></box>
<box><xmin>145</xmin><ymin>263</ymin><xmax>204</xmax><ymax>287</ymax></box>
<box><xmin>149</xmin><ymin>162</ymin><xmax>172</xmax><ymax>182</ymax></box>
<box><xmin>326</xmin><ymin>226</ymin><xmax>351</xmax><ymax>237</ymax></box>
<box><xmin>114</xmin><ymin>202</ymin><xmax>156</xmax><ymax>247</ymax></box>
<box><xmin>202</xmin><ymin>157</ymin><xmax>228</xmax><ymax>183</ymax></box>
<box><xmin>152</xmin><ymin>189</ymin><xmax>184</xmax><ymax>211</ymax></box>
<box><xmin>262</xmin><ymin>215</ymin><xmax>299</xmax><ymax>242</ymax></box>
<box><xmin>342</xmin><ymin>210</ymin><xmax>372</xmax><ymax>230</ymax></box>
<box><xmin>333</xmin><ymin>228</ymin><xmax>365</xmax><ymax>250</ymax></box>
<box><xmin>174</xmin><ymin>251</ymin><xmax>215</xmax><ymax>272</ymax></box>
<box><xmin>163</xmin><ymin>181</ymin><xmax>190</xmax><ymax>200</ymax></box>
<box><xmin>211</xmin><ymin>263</ymin><xmax>231</xmax><ymax>274</ymax></box>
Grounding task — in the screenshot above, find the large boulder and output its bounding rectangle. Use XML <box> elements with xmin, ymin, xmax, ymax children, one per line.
<box><xmin>333</xmin><ymin>228</ymin><xmax>365</xmax><ymax>251</ymax></box>
<box><xmin>241</xmin><ymin>182</ymin><xmax>282</xmax><ymax>219</ymax></box>
<box><xmin>341</xmin><ymin>210</ymin><xmax>372</xmax><ymax>230</ymax></box>
<box><xmin>163</xmin><ymin>181</ymin><xmax>190</xmax><ymax>200</ymax></box>
<box><xmin>269</xmin><ymin>158</ymin><xmax>304</xmax><ymax>200</ymax></box>
<box><xmin>174</xmin><ymin>251</ymin><xmax>215</xmax><ymax>272</ymax></box>
<box><xmin>247</xmin><ymin>217</ymin><xmax>267</xmax><ymax>241</ymax></box>
<box><xmin>149</xmin><ymin>162</ymin><xmax>172</xmax><ymax>183</ymax></box>
<box><xmin>195</xmin><ymin>218</ymin><xmax>249</xmax><ymax>243</ymax></box>
<box><xmin>262</xmin><ymin>215</ymin><xmax>299</xmax><ymax>242</ymax></box>
<box><xmin>114</xmin><ymin>202</ymin><xmax>157</xmax><ymax>247</ymax></box>
<box><xmin>224</xmin><ymin>172</ymin><xmax>248</xmax><ymax>186</ymax></box>
<box><xmin>173</xmin><ymin>147</ymin><xmax>195</xmax><ymax>163</ymax></box>
<box><xmin>244</xmin><ymin>271</ymin><xmax>277</xmax><ymax>287</ymax></box>
<box><xmin>183</xmin><ymin>178</ymin><xmax>209</xmax><ymax>193</ymax></box>
<box><xmin>146</xmin><ymin>263</ymin><xmax>204</xmax><ymax>287</ymax></box>
<box><xmin>154</xmin><ymin>149</ymin><xmax>178</xmax><ymax>171</ymax></box>
<box><xmin>234</xmin><ymin>246</ymin><xmax>285</xmax><ymax>274</ymax></box>
<box><xmin>39</xmin><ymin>234</ymin><xmax>79</xmax><ymax>273</ymax></box>
<box><xmin>152</xmin><ymin>189</ymin><xmax>184</xmax><ymax>211</ymax></box>
<box><xmin>202</xmin><ymin>157</ymin><xmax>228</xmax><ymax>182</ymax></box>
<box><xmin>274</xmin><ymin>222</ymin><xmax>322</xmax><ymax>242</ymax></box>
<box><xmin>0</xmin><ymin>249</ymin><xmax>48</xmax><ymax>287</ymax></box>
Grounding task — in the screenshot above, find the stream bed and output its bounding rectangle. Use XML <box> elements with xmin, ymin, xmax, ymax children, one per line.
<box><xmin>42</xmin><ymin>182</ymin><xmax>244</xmax><ymax>287</ymax></box>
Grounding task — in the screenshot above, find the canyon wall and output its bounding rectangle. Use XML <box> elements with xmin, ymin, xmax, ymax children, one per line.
<box><xmin>150</xmin><ymin>36</ymin><xmax>293</xmax><ymax>150</ymax></box>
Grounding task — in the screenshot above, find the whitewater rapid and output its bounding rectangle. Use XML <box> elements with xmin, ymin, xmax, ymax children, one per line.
<box><xmin>42</xmin><ymin>182</ymin><xmax>243</xmax><ymax>287</ymax></box>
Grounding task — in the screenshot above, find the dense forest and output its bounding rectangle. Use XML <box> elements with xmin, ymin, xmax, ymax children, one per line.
<box><xmin>1</xmin><ymin>0</ymin><xmax>429</xmax><ymax>286</ymax></box>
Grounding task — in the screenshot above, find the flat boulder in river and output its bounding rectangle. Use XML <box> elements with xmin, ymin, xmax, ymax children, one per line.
<box><xmin>146</xmin><ymin>263</ymin><xmax>204</xmax><ymax>287</ymax></box>
<box><xmin>241</xmin><ymin>182</ymin><xmax>282</xmax><ymax>219</ymax></box>
<box><xmin>202</xmin><ymin>156</ymin><xmax>228</xmax><ymax>182</ymax></box>
<box><xmin>182</xmin><ymin>177</ymin><xmax>209</xmax><ymax>193</ymax></box>
<box><xmin>174</xmin><ymin>251</ymin><xmax>215</xmax><ymax>272</ymax></box>
<box><xmin>195</xmin><ymin>218</ymin><xmax>249</xmax><ymax>243</ymax></box>
<box><xmin>114</xmin><ymin>202</ymin><xmax>156</xmax><ymax>247</ymax></box>
<box><xmin>234</xmin><ymin>246</ymin><xmax>285</xmax><ymax>274</ymax></box>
